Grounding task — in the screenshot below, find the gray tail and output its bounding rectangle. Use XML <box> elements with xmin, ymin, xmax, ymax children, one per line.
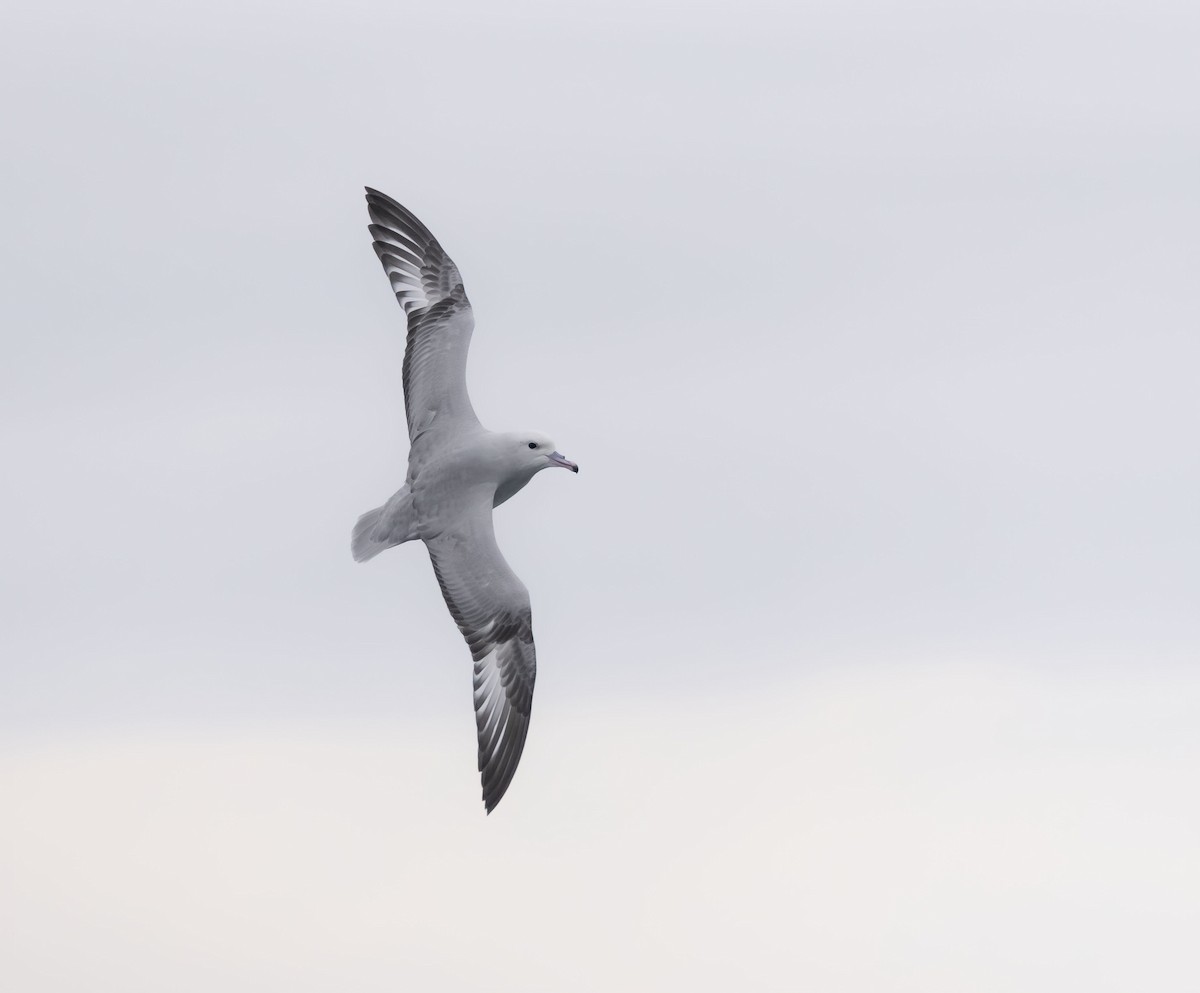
<box><xmin>351</xmin><ymin>486</ymin><xmax>416</xmax><ymax>562</ymax></box>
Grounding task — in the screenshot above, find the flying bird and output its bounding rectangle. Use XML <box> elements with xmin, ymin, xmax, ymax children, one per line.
<box><xmin>351</xmin><ymin>188</ymin><xmax>578</xmax><ymax>813</ymax></box>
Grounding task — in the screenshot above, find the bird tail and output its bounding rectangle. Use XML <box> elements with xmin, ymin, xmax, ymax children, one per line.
<box><xmin>351</xmin><ymin>486</ymin><xmax>417</xmax><ymax>562</ymax></box>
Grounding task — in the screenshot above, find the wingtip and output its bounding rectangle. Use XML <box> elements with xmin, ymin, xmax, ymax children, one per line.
<box><xmin>483</xmin><ymin>785</ymin><xmax>502</xmax><ymax>814</ymax></box>
<box><xmin>365</xmin><ymin>186</ymin><xmax>396</xmax><ymax>207</ymax></box>
<box><xmin>482</xmin><ymin>783</ymin><xmax>510</xmax><ymax>814</ymax></box>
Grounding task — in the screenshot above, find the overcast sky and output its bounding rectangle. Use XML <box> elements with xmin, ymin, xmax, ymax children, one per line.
<box><xmin>2</xmin><ymin>0</ymin><xmax>1198</xmax><ymax>989</ymax></box>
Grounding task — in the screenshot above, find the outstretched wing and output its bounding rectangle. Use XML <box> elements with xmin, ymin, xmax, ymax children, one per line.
<box><xmin>365</xmin><ymin>188</ymin><xmax>479</xmax><ymax>460</ymax></box>
<box><xmin>425</xmin><ymin>503</ymin><xmax>537</xmax><ymax>813</ymax></box>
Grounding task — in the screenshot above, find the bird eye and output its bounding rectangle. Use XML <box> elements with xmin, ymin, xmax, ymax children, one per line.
<box><xmin>528</xmin><ymin>442</ymin><xmax>537</xmax><ymax>449</ymax></box>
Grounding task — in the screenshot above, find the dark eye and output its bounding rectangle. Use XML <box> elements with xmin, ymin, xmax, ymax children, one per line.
<box><xmin>528</xmin><ymin>442</ymin><xmax>537</xmax><ymax>449</ymax></box>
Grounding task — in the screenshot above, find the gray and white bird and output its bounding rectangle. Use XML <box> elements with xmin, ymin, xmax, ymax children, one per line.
<box><xmin>351</xmin><ymin>188</ymin><xmax>578</xmax><ymax>813</ymax></box>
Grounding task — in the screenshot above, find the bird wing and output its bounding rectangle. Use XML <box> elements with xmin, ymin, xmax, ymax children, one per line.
<box><xmin>424</xmin><ymin>501</ymin><xmax>537</xmax><ymax>813</ymax></box>
<box><xmin>365</xmin><ymin>188</ymin><xmax>480</xmax><ymax>464</ymax></box>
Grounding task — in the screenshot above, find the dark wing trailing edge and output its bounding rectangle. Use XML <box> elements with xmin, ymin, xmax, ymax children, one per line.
<box><xmin>425</xmin><ymin>506</ymin><xmax>537</xmax><ymax>813</ymax></box>
<box><xmin>365</xmin><ymin>188</ymin><xmax>479</xmax><ymax>455</ymax></box>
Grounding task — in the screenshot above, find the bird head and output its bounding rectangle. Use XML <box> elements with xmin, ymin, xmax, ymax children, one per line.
<box><xmin>515</xmin><ymin>432</ymin><xmax>578</xmax><ymax>474</ymax></box>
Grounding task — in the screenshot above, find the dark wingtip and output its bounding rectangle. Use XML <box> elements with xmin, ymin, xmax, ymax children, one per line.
<box><xmin>484</xmin><ymin>787</ymin><xmax>504</xmax><ymax>814</ymax></box>
<box><xmin>482</xmin><ymin>783</ymin><xmax>506</xmax><ymax>814</ymax></box>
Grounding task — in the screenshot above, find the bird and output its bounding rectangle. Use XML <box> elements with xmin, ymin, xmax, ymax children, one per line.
<box><xmin>351</xmin><ymin>188</ymin><xmax>578</xmax><ymax>813</ymax></box>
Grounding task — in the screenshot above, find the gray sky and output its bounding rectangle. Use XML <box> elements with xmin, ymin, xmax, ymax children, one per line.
<box><xmin>2</xmin><ymin>0</ymin><xmax>1198</xmax><ymax>989</ymax></box>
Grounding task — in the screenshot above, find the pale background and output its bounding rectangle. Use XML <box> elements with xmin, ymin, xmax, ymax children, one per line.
<box><xmin>2</xmin><ymin>0</ymin><xmax>1198</xmax><ymax>989</ymax></box>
